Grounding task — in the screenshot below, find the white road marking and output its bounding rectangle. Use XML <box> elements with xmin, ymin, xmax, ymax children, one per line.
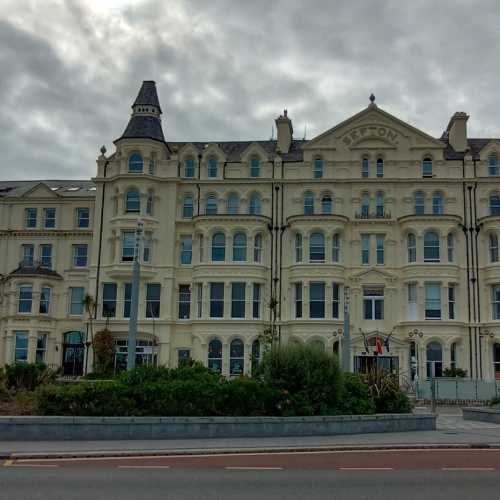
<box><xmin>339</xmin><ymin>467</ymin><xmax>394</xmax><ymax>471</ymax></box>
<box><xmin>225</xmin><ymin>466</ymin><xmax>284</xmax><ymax>471</ymax></box>
<box><xmin>442</xmin><ymin>467</ymin><xmax>495</xmax><ymax>471</ymax></box>
<box><xmin>7</xmin><ymin>464</ymin><xmax>59</xmax><ymax>468</ymax></box>
<box><xmin>117</xmin><ymin>465</ymin><xmax>171</xmax><ymax>469</ymax></box>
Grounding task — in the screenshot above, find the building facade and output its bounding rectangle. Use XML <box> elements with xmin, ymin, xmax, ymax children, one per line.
<box><xmin>1</xmin><ymin>81</ymin><xmax>500</xmax><ymax>382</ymax></box>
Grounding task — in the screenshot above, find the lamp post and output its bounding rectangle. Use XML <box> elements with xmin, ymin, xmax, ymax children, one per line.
<box><xmin>127</xmin><ymin>220</ymin><xmax>143</xmax><ymax>371</ymax></box>
<box><xmin>408</xmin><ymin>329</ymin><xmax>424</xmax><ymax>400</ymax></box>
<box><xmin>341</xmin><ymin>286</ymin><xmax>351</xmax><ymax>372</ymax></box>
<box><xmin>332</xmin><ymin>327</ymin><xmax>343</xmax><ymax>357</ymax></box>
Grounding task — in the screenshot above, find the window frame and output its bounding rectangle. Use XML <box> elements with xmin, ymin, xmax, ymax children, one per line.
<box><xmin>145</xmin><ymin>283</ymin><xmax>161</xmax><ymax>318</ymax></box>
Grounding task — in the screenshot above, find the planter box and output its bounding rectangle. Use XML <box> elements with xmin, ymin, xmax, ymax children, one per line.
<box><xmin>0</xmin><ymin>414</ymin><xmax>436</xmax><ymax>441</ymax></box>
<box><xmin>462</xmin><ymin>408</ymin><xmax>500</xmax><ymax>424</ymax></box>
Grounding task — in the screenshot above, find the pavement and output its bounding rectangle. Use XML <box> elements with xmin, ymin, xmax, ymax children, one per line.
<box><xmin>1</xmin><ymin>406</ymin><xmax>499</xmax><ymax>459</ymax></box>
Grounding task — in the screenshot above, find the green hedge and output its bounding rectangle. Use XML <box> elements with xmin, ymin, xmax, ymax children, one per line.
<box><xmin>37</xmin><ymin>348</ymin><xmax>411</xmax><ymax>417</ymax></box>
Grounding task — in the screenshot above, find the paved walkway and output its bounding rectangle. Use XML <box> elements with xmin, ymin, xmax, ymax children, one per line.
<box><xmin>1</xmin><ymin>407</ymin><xmax>498</xmax><ymax>457</ymax></box>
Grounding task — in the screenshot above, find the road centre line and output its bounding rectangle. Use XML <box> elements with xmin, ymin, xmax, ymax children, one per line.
<box><xmin>225</xmin><ymin>467</ymin><xmax>284</xmax><ymax>470</ymax></box>
<box><xmin>117</xmin><ymin>465</ymin><xmax>171</xmax><ymax>469</ymax></box>
<box><xmin>441</xmin><ymin>467</ymin><xmax>495</xmax><ymax>471</ymax></box>
<box><xmin>339</xmin><ymin>467</ymin><xmax>394</xmax><ymax>471</ymax></box>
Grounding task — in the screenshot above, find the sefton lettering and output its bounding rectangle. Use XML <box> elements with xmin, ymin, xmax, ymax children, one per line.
<box><xmin>342</xmin><ymin>126</ymin><xmax>399</xmax><ymax>146</ymax></box>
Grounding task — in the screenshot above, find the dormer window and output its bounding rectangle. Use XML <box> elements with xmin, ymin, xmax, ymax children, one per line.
<box><xmin>208</xmin><ymin>157</ymin><xmax>218</xmax><ymax>178</ymax></box>
<box><xmin>422</xmin><ymin>157</ymin><xmax>433</xmax><ymax>177</ymax></box>
<box><xmin>250</xmin><ymin>157</ymin><xmax>260</xmax><ymax>178</ymax></box>
<box><xmin>128</xmin><ymin>153</ymin><xmax>143</xmax><ymax>173</ymax></box>
<box><xmin>489</xmin><ymin>154</ymin><xmax>498</xmax><ymax>176</ymax></box>
<box><xmin>314</xmin><ymin>158</ymin><xmax>324</xmax><ymax>179</ymax></box>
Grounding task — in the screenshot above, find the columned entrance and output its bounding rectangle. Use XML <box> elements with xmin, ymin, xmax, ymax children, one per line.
<box><xmin>354</xmin><ymin>355</ymin><xmax>399</xmax><ymax>375</ymax></box>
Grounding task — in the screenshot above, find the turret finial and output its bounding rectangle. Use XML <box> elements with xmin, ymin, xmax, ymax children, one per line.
<box><xmin>100</xmin><ymin>145</ymin><xmax>107</xmax><ymax>156</ymax></box>
<box><xmin>369</xmin><ymin>93</ymin><xmax>376</xmax><ymax>103</ymax></box>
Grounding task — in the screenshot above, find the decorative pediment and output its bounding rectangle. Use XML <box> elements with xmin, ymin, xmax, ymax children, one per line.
<box><xmin>478</xmin><ymin>140</ymin><xmax>500</xmax><ymax>160</ymax></box>
<box><xmin>177</xmin><ymin>143</ymin><xmax>200</xmax><ymax>159</ymax></box>
<box><xmin>21</xmin><ymin>182</ymin><xmax>60</xmax><ymax>199</ymax></box>
<box><xmin>201</xmin><ymin>143</ymin><xmax>226</xmax><ymax>161</ymax></box>
<box><xmin>240</xmin><ymin>142</ymin><xmax>271</xmax><ymax>162</ymax></box>
<box><xmin>349</xmin><ymin>267</ymin><xmax>398</xmax><ymax>284</ymax></box>
<box><xmin>303</xmin><ymin>105</ymin><xmax>445</xmax><ymax>152</ymax></box>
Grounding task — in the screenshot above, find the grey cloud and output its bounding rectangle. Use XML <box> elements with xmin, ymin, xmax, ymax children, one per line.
<box><xmin>0</xmin><ymin>0</ymin><xmax>499</xmax><ymax>180</ymax></box>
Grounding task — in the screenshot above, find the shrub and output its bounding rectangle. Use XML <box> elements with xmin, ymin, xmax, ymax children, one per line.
<box><xmin>4</xmin><ymin>363</ymin><xmax>58</xmax><ymax>392</ymax></box>
<box><xmin>490</xmin><ymin>396</ymin><xmax>500</xmax><ymax>408</ymax></box>
<box><xmin>443</xmin><ymin>367</ymin><xmax>467</xmax><ymax>378</ymax></box>
<box><xmin>92</xmin><ymin>330</ymin><xmax>115</xmax><ymax>376</ymax></box>
<box><xmin>362</xmin><ymin>368</ymin><xmax>412</xmax><ymax>414</ymax></box>
<box><xmin>256</xmin><ymin>344</ymin><xmax>342</xmax><ymax>415</ymax></box>
<box><xmin>337</xmin><ymin>373</ymin><xmax>375</xmax><ymax>415</ymax></box>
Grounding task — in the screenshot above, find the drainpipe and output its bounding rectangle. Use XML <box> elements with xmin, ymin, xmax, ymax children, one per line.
<box><xmin>268</xmin><ymin>163</ymin><xmax>275</xmax><ymax>326</ymax></box>
<box><xmin>462</xmin><ymin>159</ymin><xmax>473</xmax><ymax>377</ymax></box>
<box><xmin>473</xmin><ymin>159</ymin><xmax>483</xmax><ymax>378</ymax></box>
<box><xmin>468</xmin><ymin>184</ymin><xmax>479</xmax><ymax>379</ymax></box>
<box><xmin>94</xmin><ymin>159</ymin><xmax>109</xmax><ymax>319</ymax></box>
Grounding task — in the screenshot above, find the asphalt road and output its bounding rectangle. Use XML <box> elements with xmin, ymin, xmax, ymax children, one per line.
<box><xmin>1</xmin><ymin>468</ymin><xmax>500</xmax><ymax>500</ymax></box>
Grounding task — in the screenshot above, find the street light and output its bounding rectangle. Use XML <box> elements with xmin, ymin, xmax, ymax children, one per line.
<box><xmin>332</xmin><ymin>327</ymin><xmax>343</xmax><ymax>356</ymax></box>
<box><xmin>408</xmin><ymin>329</ymin><xmax>424</xmax><ymax>402</ymax></box>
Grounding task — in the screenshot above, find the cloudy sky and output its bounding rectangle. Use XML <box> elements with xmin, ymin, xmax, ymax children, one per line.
<box><xmin>1</xmin><ymin>0</ymin><xmax>500</xmax><ymax>180</ymax></box>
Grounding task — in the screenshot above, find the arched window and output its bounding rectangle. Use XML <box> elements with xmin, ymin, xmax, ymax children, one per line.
<box><xmin>424</xmin><ymin>231</ymin><xmax>440</xmax><ymax>262</ymax></box>
<box><xmin>376</xmin><ymin>192</ymin><xmax>384</xmax><ymax>217</ymax></box>
<box><xmin>447</xmin><ymin>233</ymin><xmax>454</xmax><ymax>262</ymax></box>
<box><xmin>233</xmin><ymin>232</ymin><xmax>247</xmax><ymax>261</ymax></box>
<box><xmin>332</xmin><ymin>233</ymin><xmax>340</xmax><ymax>262</ymax></box>
<box><xmin>208</xmin><ymin>339</ymin><xmax>222</xmax><ymax>373</ymax></box>
<box><xmin>376</xmin><ymin>158</ymin><xmax>384</xmax><ymax>178</ymax></box>
<box><xmin>304</xmin><ymin>192</ymin><xmax>314</xmax><ymax>215</ymax></box>
<box><xmin>490</xmin><ymin>233</ymin><xmax>499</xmax><ymax>262</ymax></box>
<box><xmin>206</xmin><ymin>195</ymin><xmax>218</xmax><ymax>215</ymax></box>
<box><xmin>426</xmin><ymin>341</ymin><xmax>443</xmax><ymax>378</ymax></box>
<box><xmin>361</xmin><ymin>193</ymin><xmax>370</xmax><ymax>218</ymax></box>
<box><xmin>230</xmin><ymin>339</ymin><xmax>244</xmax><ymax>375</ymax></box>
<box><xmin>422</xmin><ymin>157</ymin><xmax>433</xmax><ymax>177</ymax></box>
<box><xmin>314</xmin><ymin>158</ymin><xmax>323</xmax><ymax>179</ymax></box>
<box><xmin>251</xmin><ymin>339</ymin><xmax>261</xmax><ymax>373</ymax></box>
<box><xmin>309</xmin><ymin>232</ymin><xmax>325</xmax><ymax>262</ymax></box>
<box><xmin>253</xmin><ymin>233</ymin><xmax>262</xmax><ymax>263</ymax></box>
<box><xmin>407</xmin><ymin>233</ymin><xmax>416</xmax><ymax>262</ymax></box>
<box><xmin>489</xmin><ymin>154</ymin><xmax>498</xmax><ymax>176</ymax></box>
<box><xmin>295</xmin><ymin>233</ymin><xmax>303</xmax><ymax>262</ymax></box>
<box><xmin>415</xmin><ymin>191</ymin><xmax>425</xmax><ymax>215</ymax></box>
<box><xmin>249</xmin><ymin>194</ymin><xmax>261</xmax><ymax>215</ymax></box>
<box><xmin>250</xmin><ymin>157</ymin><xmax>260</xmax><ymax>178</ymax></box>
<box><xmin>207</xmin><ymin>157</ymin><xmax>218</xmax><ymax>178</ymax></box>
<box><xmin>128</xmin><ymin>153</ymin><xmax>143</xmax><ymax>173</ymax></box>
<box><xmin>321</xmin><ymin>195</ymin><xmax>332</xmax><ymax>214</ymax></box>
<box><xmin>211</xmin><ymin>232</ymin><xmax>225</xmax><ymax>261</ymax></box>
<box><xmin>184</xmin><ymin>157</ymin><xmax>195</xmax><ymax>178</ymax></box>
<box><xmin>146</xmin><ymin>190</ymin><xmax>154</xmax><ymax>216</ymax></box>
<box><xmin>361</xmin><ymin>157</ymin><xmax>369</xmax><ymax>178</ymax></box>
<box><xmin>432</xmin><ymin>192</ymin><xmax>444</xmax><ymax>215</ymax></box>
<box><xmin>227</xmin><ymin>194</ymin><xmax>240</xmax><ymax>214</ymax></box>
<box><xmin>125</xmin><ymin>188</ymin><xmax>140</xmax><ymax>213</ymax></box>
<box><xmin>183</xmin><ymin>195</ymin><xmax>194</xmax><ymax>218</ymax></box>
<box><xmin>490</xmin><ymin>194</ymin><xmax>500</xmax><ymax>215</ymax></box>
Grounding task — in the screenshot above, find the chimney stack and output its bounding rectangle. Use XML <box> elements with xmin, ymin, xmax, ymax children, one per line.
<box><xmin>447</xmin><ymin>112</ymin><xmax>469</xmax><ymax>153</ymax></box>
<box><xmin>275</xmin><ymin>109</ymin><xmax>293</xmax><ymax>154</ymax></box>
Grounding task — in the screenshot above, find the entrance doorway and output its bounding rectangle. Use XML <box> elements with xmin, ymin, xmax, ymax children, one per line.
<box><xmin>494</xmin><ymin>343</ymin><xmax>500</xmax><ymax>380</ymax></box>
<box><xmin>62</xmin><ymin>331</ymin><xmax>86</xmax><ymax>376</ymax></box>
<box><xmin>354</xmin><ymin>355</ymin><xmax>399</xmax><ymax>375</ymax></box>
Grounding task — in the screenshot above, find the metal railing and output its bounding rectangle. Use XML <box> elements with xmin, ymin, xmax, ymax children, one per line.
<box><xmin>355</xmin><ymin>211</ymin><xmax>392</xmax><ymax>220</ymax></box>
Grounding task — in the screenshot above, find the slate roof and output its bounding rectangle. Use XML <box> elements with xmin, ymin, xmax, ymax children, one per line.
<box><xmin>118</xmin><ymin>115</ymin><xmax>166</xmax><ymax>143</ymax></box>
<box><xmin>8</xmin><ymin>264</ymin><xmax>63</xmax><ymax>280</ymax></box>
<box><xmin>132</xmin><ymin>81</ymin><xmax>162</xmax><ymax>113</ymax></box>
<box><xmin>167</xmin><ymin>139</ymin><xmax>308</xmax><ymax>162</ymax></box>
<box><xmin>0</xmin><ymin>180</ymin><xmax>96</xmax><ymax>198</ymax></box>
<box><xmin>440</xmin><ymin>138</ymin><xmax>495</xmax><ymax>160</ymax></box>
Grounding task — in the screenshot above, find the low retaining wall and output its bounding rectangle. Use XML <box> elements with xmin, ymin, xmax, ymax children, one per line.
<box><xmin>462</xmin><ymin>408</ymin><xmax>500</xmax><ymax>424</ymax></box>
<box><xmin>0</xmin><ymin>414</ymin><xmax>436</xmax><ymax>441</ymax></box>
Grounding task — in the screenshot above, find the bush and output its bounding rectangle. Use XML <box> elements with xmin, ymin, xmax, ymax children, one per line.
<box><xmin>490</xmin><ymin>396</ymin><xmax>500</xmax><ymax>408</ymax></box>
<box><xmin>4</xmin><ymin>363</ymin><xmax>58</xmax><ymax>392</ymax></box>
<box><xmin>443</xmin><ymin>367</ymin><xmax>467</xmax><ymax>378</ymax></box>
<box><xmin>93</xmin><ymin>330</ymin><xmax>115</xmax><ymax>375</ymax></box>
<box><xmin>337</xmin><ymin>373</ymin><xmax>376</xmax><ymax>415</ymax></box>
<box><xmin>256</xmin><ymin>344</ymin><xmax>342</xmax><ymax>415</ymax></box>
<box><xmin>362</xmin><ymin>368</ymin><xmax>412</xmax><ymax>414</ymax></box>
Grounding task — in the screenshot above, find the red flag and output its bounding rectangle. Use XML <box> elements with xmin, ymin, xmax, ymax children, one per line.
<box><xmin>375</xmin><ymin>337</ymin><xmax>383</xmax><ymax>355</ymax></box>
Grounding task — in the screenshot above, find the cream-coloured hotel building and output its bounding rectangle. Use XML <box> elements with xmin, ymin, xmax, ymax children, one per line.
<box><xmin>1</xmin><ymin>81</ymin><xmax>500</xmax><ymax>383</ymax></box>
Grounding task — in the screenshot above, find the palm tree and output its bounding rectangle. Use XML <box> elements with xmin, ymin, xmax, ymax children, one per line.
<box><xmin>83</xmin><ymin>294</ymin><xmax>96</xmax><ymax>373</ymax></box>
